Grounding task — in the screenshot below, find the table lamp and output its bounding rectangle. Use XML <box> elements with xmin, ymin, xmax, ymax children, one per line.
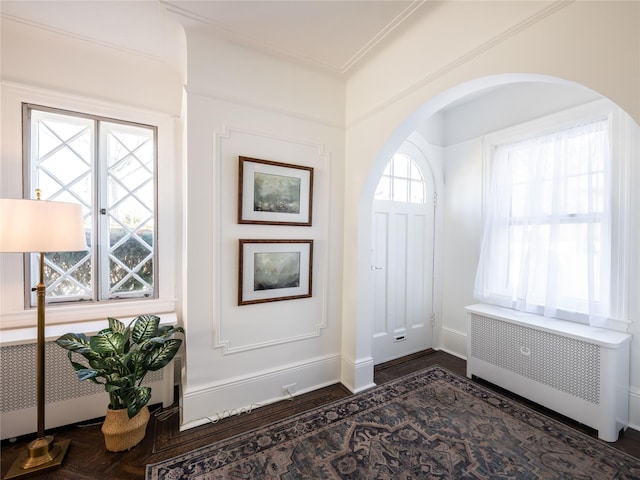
<box><xmin>1</xmin><ymin>190</ymin><xmax>87</xmax><ymax>479</ymax></box>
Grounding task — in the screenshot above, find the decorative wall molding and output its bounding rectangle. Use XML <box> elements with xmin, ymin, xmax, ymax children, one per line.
<box><xmin>215</xmin><ymin>124</ymin><xmax>329</xmax><ymax>157</ymax></box>
<box><xmin>213</xmin><ymin>125</ymin><xmax>331</xmax><ymax>354</ymax></box>
<box><xmin>1</xmin><ymin>10</ymin><xmax>168</xmax><ymax>63</ymax></box>
<box><xmin>1</xmin><ymin>81</ymin><xmax>174</xmax><ymax>129</ymax></box>
<box><xmin>168</xmin><ymin>1</ymin><xmax>423</xmax><ymax>76</ymax></box>
<box><xmin>348</xmin><ymin>1</ymin><xmax>573</xmax><ymax>128</ymax></box>
<box><xmin>185</xmin><ymin>87</ymin><xmax>344</xmax><ymax>130</ymax></box>
<box><xmin>339</xmin><ymin>1</ymin><xmax>424</xmax><ymax>74</ymax></box>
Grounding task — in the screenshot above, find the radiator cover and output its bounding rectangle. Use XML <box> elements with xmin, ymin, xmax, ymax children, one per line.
<box><xmin>466</xmin><ymin>304</ymin><xmax>631</xmax><ymax>442</ymax></box>
<box><xmin>0</xmin><ymin>329</ymin><xmax>174</xmax><ymax>440</ymax></box>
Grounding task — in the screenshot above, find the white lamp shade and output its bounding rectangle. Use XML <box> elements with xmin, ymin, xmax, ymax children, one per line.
<box><xmin>0</xmin><ymin>198</ymin><xmax>88</xmax><ymax>253</ymax></box>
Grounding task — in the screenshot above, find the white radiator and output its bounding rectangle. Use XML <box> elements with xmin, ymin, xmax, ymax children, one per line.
<box><xmin>0</xmin><ymin>318</ymin><xmax>175</xmax><ymax>440</ymax></box>
<box><xmin>466</xmin><ymin>304</ymin><xmax>631</xmax><ymax>442</ymax></box>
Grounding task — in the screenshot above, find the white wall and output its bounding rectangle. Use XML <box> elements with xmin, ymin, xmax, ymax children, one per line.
<box><xmin>440</xmin><ymin>138</ymin><xmax>483</xmax><ymax>355</ymax></box>
<box><xmin>343</xmin><ymin>0</ymin><xmax>640</xmax><ymax>426</ymax></box>
<box><xmin>180</xmin><ymin>28</ymin><xmax>346</xmax><ymax>428</ymax></box>
<box><xmin>0</xmin><ymin>15</ymin><xmax>183</xmax><ymax>116</ymax></box>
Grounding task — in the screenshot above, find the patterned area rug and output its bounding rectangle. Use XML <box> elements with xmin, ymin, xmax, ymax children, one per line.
<box><xmin>146</xmin><ymin>366</ymin><xmax>640</xmax><ymax>479</ymax></box>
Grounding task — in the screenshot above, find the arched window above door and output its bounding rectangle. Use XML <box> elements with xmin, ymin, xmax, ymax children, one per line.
<box><xmin>375</xmin><ymin>153</ymin><xmax>426</xmax><ymax>203</ymax></box>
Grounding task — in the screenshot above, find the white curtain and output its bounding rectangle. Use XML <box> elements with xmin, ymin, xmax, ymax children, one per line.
<box><xmin>474</xmin><ymin>119</ymin><xmax>617</xmax><ymax>327</ymax></box>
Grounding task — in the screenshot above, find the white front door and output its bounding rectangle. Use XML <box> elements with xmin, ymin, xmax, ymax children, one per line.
<box><xmin>371</xmin><ymin>147</ymin><xmax>435</xmax><ymax>364</ymax></box>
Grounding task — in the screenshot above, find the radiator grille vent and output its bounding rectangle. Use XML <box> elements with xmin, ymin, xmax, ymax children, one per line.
<box><xmin>0</xmin><ymin>341</ymin><xmax>162</xmax><ymax>413</ymax></box>
<box><xmin>470</xmin><ymin>314</ymin><xmax>601</xmax><ymax>404</ymax></box>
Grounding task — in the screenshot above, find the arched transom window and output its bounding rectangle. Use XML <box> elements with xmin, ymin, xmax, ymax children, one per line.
<box><xmin>375</xmin><ymin>153</ymin><xmax>426</xmax><ymax>204</ymax></box>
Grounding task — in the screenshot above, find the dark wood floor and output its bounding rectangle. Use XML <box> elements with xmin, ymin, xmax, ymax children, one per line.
<box><xmin>2</xmin><ymin>350</ymin><xmax>639</xmax><ymax>479</ymax></box>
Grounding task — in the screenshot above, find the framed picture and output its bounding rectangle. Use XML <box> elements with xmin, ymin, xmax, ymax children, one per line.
<box><xmin>239</xmin><ymin>239</ymin><xmax>313</xmax><ymax>305</ymax></box>
<box><xmin>238</xmin><ymin>156</ymin><xmax>313</xmax><ymax>226</ymax></box>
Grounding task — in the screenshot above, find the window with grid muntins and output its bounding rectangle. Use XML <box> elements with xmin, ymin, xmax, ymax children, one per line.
<box><xmin>25</xmin><ymin>104</ymin><xmax>157</xmax><ymax>305</ymax></box>
<box><xmin>375</xmin><ymin>153</ymin><xmax>426</xmax><ymax>204</ymax></box>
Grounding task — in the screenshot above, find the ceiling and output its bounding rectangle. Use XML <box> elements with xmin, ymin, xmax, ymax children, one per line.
<box><xmin>0</xmin><ymin>0</ymin><xmax>426</xmax><ymax>75</ymax></box>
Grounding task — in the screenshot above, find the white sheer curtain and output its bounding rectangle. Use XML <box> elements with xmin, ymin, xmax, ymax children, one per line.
<box><xmin>474</xmin><ymin>119</ymin><xmax>616</xmax><ymax>327</ymax></box>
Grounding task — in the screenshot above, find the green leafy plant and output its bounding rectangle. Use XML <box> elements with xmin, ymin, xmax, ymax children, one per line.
<box><xmin>56</xmin><ymin>315</ymin><xmax>184</xmax><ymax>419</ymax></box>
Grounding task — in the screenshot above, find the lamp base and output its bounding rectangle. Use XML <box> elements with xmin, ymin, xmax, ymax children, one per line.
<box><xmin>4</xmin><ymin>437</ymin><xmax>70</xmax><ymax>479</ymax></box>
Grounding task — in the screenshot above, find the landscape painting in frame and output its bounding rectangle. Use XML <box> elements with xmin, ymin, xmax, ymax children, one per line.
<box><xmin>238</xmin><ymin>239</ymin><xmax>313</xmax><ymax>305</ymax></box>
<box><xmin>238</xmin><ymin>156</ymin><xmax>313</xmax><ymax>226</ymax></box>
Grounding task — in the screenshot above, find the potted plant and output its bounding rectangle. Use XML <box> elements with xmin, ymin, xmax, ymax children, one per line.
<box><xmin>55</xmin><ymin>314</ymin><xmax>184</xmax><ymax>451</ymax></box>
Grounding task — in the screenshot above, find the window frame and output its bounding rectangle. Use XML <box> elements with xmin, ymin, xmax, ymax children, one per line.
<box><xmin>0</xmin><ymin>83</ymin><xmax>177</xmax><ymax>329</ymax></box>
<box><xmin>375</xmin><ymin>152</ymin><xmax>427</xmax><ymax>204</ymax></box>
<box><xmin>23</xmin><ymin>103</ymin><xmax>159</xmax><ymax>306</ymax></box>
<box><xmin>479</xmin><ymin>99</ymin><xmax>630</xmax><ymax>329</ymax></box>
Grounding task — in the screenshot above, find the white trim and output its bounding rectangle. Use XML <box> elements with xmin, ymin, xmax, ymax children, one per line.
<box><xmin>1</xmin><ymin>81</ymin><xmax>174</xmax><ymax>120</ymax></box>
<box><xmin>166</xmin><ymin>2</ymin><xmax>422</xmax><ymax>76</ymax></box>
<box><xmin>347</xmin><ymin>2</ymin><xmax>573</xmax><ymax>127</ymax></box>
<box><xmin>434</xmin><ymin>347</ymin><xmax>466</xmax><ymax>361</ymax></box>
<box><xmin>340</xmin><ymin>355</ymin><xmax>376</xmax><ymax>393</ymax></box>
<box><xmin>629</xmin><ymin>386</ymin><xmax>640</xmax><ymax>432</ymax></box>
<box><xmin>466</xmin><ymin>304</ymin><xmax>631</xmax><ymax>348</ymax></box>
<box><xmin>181</xmin><ymin>353</ymin><xmax>341</xmax><ymax>431</ymax></box>
<box><xmin>439</xmin><ymin>326</ymin><xmax>467</xmax><ymax>359</ymax></box>
<box><xmin>0</xmin><ymin>310</ymin><xmax>177</xmax><ymax>346</ymax></box>
<box><xmin>184</xmin><ymin>85</ymin><xmax>344</xmax><ymax>130</ymax></box>
<box><xmin>0</xmin><ymin>12</ymin><xmax>169</xmax><ymax>64</ymax></box>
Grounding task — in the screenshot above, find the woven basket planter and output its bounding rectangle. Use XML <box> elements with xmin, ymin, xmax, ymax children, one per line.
<box><xmin>101</xmin><ymin>406</ymin><xmax>150</xmax><ymax>452</ymax></box>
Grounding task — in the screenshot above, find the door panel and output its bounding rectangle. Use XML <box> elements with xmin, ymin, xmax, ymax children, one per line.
<box><xmin>372</xmin><ymin>212</ymin><xmax>387</xmax><ymax>336</ymax></box>
<box><xmin>372</xmin><ymin>200</ymin><xmax>433</xmax><ymax>364</ymax></box>
<box><xmin>371</xmin><ymin>142</ymin><xmax>436</xmax><ymax>365</ymax></box>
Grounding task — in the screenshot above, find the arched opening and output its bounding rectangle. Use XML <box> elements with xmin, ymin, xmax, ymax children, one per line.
<box><xmin>353</xmin><ymin>73</ymin><xmax>638</xmax><ymax>390</ymax></box>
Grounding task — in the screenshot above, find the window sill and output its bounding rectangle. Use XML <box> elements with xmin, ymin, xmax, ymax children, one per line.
<box><xmin>0</xmin><ymin>298</ymin><xmax>177</xmax><ymax>334</ymax></box>
<box><xmin>0</xmin><ymin>311</ymin><xmax>178</xmax><ymax>346</ymax></box>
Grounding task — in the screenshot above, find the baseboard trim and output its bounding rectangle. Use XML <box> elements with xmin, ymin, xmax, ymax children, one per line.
<box><xmin>340</xmin><ymin>355</ymin><xmax>375</xmax><ymax>393</ymax></box>
<box><xmin>181</xmin><ymin>354</ymin><xmax>341</xmax><ymax>431</ymax></box>
<box><xmin>440</xmin><ymin>326</ymin><xmax>467</xmax><ymax>358</ymax></box>
<box><xmin>629</xmin><ymin>386</ymin><xmax>640</xmax><ymax>432</ymax></box>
